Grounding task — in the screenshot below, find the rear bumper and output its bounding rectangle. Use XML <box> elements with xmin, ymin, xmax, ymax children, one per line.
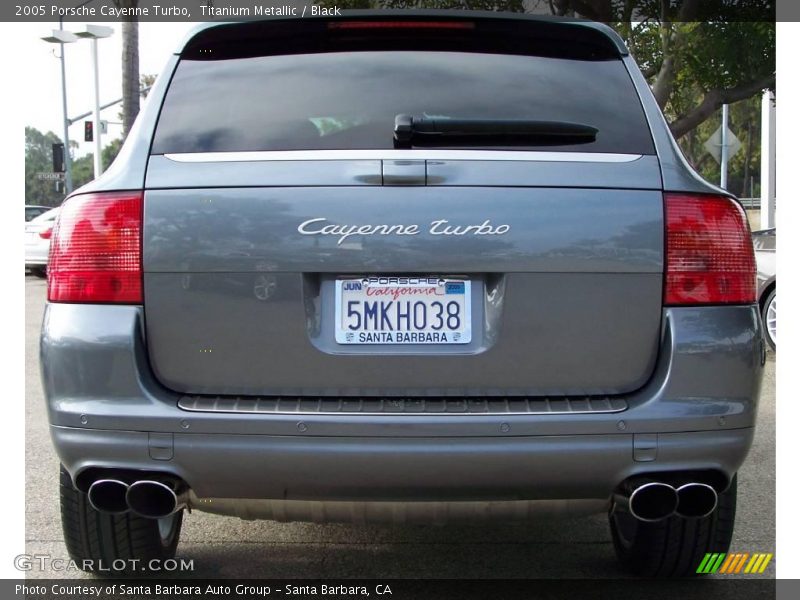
<box><xmin>51</xmin><ymin>425</ymin><xmax>753</xmax><ymax>501</ymax></box>
<box><xmin>41</xmin><ymin>303</ymin><xmax>765</xmax><ymax>501</ymax></box>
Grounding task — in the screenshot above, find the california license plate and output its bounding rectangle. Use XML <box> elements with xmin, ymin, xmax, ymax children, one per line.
<box><xmin>335</xmin><ymin>277</ymin><xmax>472</xmax><ymax>344</ymax></box>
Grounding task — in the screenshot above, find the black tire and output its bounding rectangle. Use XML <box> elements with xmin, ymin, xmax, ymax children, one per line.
<box><xmin>762</xmin><ymin>289</ymin><xmax>776</xmax><ymax>351</ymax></box>
<box><xmin>60</xmin><ymin>465</ymin><xmax>183</xmax><ymax>573</ymax></box>
<box><xmin>609</xmin><ymin>475</ymin><xmax>737</xmax><ymax>577</ymax></box>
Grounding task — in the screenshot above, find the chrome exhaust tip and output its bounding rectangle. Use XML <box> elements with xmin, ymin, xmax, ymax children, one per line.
<box><xmin>676</xmin><ymin>483</ymin><xmax>718</xmax><ymax>519</ymax></box>
<box><xmin>126</xmin><ymin>480</ymin><xmax>187</xmax><ymax>519</ymax></box>
<box><xmin>87</xmin><ymin>479</ymin><xmax>130</xmax><ymax>514</ymax></box>
<box><xmin>625</xmin><ymin>482</ymin><xmax>679</xmax><ymax>522</ymax></box>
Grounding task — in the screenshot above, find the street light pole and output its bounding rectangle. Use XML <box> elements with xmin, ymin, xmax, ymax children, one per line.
<box><xmin>76</xmin><ymin>25</ymin><xmax>114</xmax><ymax>179</ymax></box>
<box><xmin>90</xmin><ymin>37</ymin><xmax>102</xmax><ymax>177</ymax></box>
<box><xmin>43</xmin><ymin>27</ymin><xmax>78</xmax><ymax>195</ymax></box>
<box><xmin>59</xmin><ymin>40</ymin><xmax>73</xmax><ymax>194</ymax></box>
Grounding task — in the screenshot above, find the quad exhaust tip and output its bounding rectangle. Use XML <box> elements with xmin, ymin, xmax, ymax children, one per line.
<box><xmin>619</xmin><ymin>480</ymin><xmax>720</xmax><ymax>522</ymax></box>
<box><xmin>627</xmin><ymin>482</ymin><xmax>679</xmax><ymax>522</ymax></box>
<box><xmin>87</xmin><ymin>479</ymin><xmax>130</xmax><ymax>515</ymax></box>
<box><xmin>126</xmin><ymin>480</ymin><xmax>187</xmax><ymax>519</ymax></box>
<box><xmin>676</xmin><ymin>482</ymin><xmax>718</xmax><ymax>519</ymax></box>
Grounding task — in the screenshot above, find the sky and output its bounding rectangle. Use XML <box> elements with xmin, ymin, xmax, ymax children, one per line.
<box><xmin>16</xmin><ymin>21</ymin><xmax>196</xmax><ymax>157</ymax></box>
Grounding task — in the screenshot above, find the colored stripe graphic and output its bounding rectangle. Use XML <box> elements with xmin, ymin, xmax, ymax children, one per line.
<box><xmin>697</xmin><ymin>553</ymin><xmax>725</xmax><ymax>574</ymax></box>
<box><xmin>698</xmin><ymin>552</ymin><xmax>773</xmax><ymax>575</ymax></box>
<box><xmin>696</xmin><ymin>554</ymin><xmax>714</xmax><ymax>574</ymax></box>
<box><xmin>719</xmin><ymin>553</ymin><xmax>737</xmax><ymax>574</ymax></box>
<box><xmin>733</xmin><ymin>553</ymin><xmax>750</xmax><ymax>574</ymax></box>
<box><xmin>758</xmin><ymin>554</ymin><xmax>773</xmax><ymax>573</ymax></box>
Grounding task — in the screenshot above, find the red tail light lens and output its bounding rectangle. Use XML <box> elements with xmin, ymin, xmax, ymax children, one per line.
<box><xmin>664</xmin><ymin>193</ymin><xmax>756</xmax><ymax>305</ymax></box>
<box><xmin>38</xmin><ymin>227</ymin><xmax>53</xmax><ymax>240</ymax></box>
<box><xmin>47</xmin><ymin>192</ymin><xmax>143</xmax><ymax>304</ymax></box>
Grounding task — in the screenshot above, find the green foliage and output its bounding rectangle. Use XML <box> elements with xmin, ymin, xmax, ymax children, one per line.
<box><xmin>69</xmin><ymin>137</ymin><xmax>125</xmax><ymax>190</ymax></box>
<box><xmin>140</xmin><ymin>73</ymin><xmax>157</xmax><ymax>97</ymax></box>
<box><xmin>71</xmin><ymin>154</ymin><xmax>94</xmax><ymax>190</ymax></box>
<box><xmin>622</xmin><ymin>20</ymin><xmax>775</xmax><ymax>122</ymax></box>
<box><xmin>316</xmin><ymin>0</ymin><xmax>524</xmax><ymax>8</ymax></box>
<box><xmin>26</xmin><ymin>127</ymin><xmax>126</xmax><ymax>204</ymax></box>
<box><xmin>320</xmin><ymin>0</ymin><xmax>773</xmax><ymax>192</ymax></box>
<box><xmin>678</xmin><ymin>97</ymin><xmax>762</xmax><ymax>197</ymax></box>
<box><xmin>317</xmin><ymin>0</ymin><xmax>375</xmax><ymax>6</ymax></box>
<box><xmin>117</xmin><ymin>74</ymin><xmax>158</xmax><ymax>122</ymax></box>
<box><xmin>25</xmin><ymin>127</ymin><xmax>67</xmax><ymax>207</ymax></box>
<box><xmin>681</xmin><ymin>22</ymin><xmax>774</xmax><ymax>93</ymax></box>
<box><xmin>102</xmin><ymin>138</ymin><xmax>124</xmax><ymax>167</ymax></box>
<box><xmin>377</xmin><ymin>0</ymin><xmax>524</xmax><ymax>9</ymax></box>
<box><xmin>618</xmin><ymin>17</ymin><xmax>773</xmax><ymax>193</ymax></box>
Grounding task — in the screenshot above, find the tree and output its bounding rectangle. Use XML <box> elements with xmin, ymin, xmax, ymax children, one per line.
<box><xmin>116</xmin><ymin>74</ymin><xmax>157</xmax><ymax>122</ymax></box>
<box><xmin>102</xmin><ymin>138</ymin><xmax>125</xmax><ymax>168</ymax></box>
<box><xmin>68</xmin><ymin>139</ymin><xmax>125</xmax><ymax>190</ymax></box>
<box><xmin>25</xmin><ymin>127</ymin><xmax>70</xmax><ymax>206</ymax></box>
<box><xmin>71</xmin><ymin>154</ymin><xmax>94</xmax><ymax>190</ymax></box>
<box><xmin>548</xmin><ymin>1</ymin><xmax>775</xmax><ymax>140</ymax></box>
<box><xmin>322</xmin><ymin>0</ymin><xmax>774</xmax><ymax>141</ymax></box>
<box><xmin>622</xmin><ymin>18</ymin><xmax>774</xmax><ymax>139</ymax></box>
<box><xmin>678</xmin><ymin>96</ymin><xmax>762</xmax><ymax>196</ymax></box>
<box><xmin>114</xmin><ymin>0</ymin><xmax>140</xmax><ymax>138</ymax></box>
<box><xmin>140</xmin><ymin>73</ymin><xmax>157</xmax><ymax>98</ymax></box>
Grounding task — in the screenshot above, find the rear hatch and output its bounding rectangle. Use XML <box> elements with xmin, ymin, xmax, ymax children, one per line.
<box><xmin>142</xmin><ymin>16</ymin><xmax>664</xmax><ymax>397</ymax></box>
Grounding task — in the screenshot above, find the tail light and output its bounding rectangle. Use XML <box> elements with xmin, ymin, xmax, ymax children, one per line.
<box><xmin>664</xmin><ymin>193</ymin><xmax>756</xmax><ymax>305</ymax></box>
<box><xmin>38</xmin><ymin>227</ymin><xmax>53</xmax><ymax>240</ymax></box>
<box><xmin>47</xmin><ymin>191</ymin><xmax>143</xmax><ymax>304</ymax></box>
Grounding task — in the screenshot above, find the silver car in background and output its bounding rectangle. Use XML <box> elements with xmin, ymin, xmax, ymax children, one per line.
<box><xmin>24</xmin><ymin>206</ymin><xmax>59</xmax><ymax>277</ymax></box>
<box><xmin>40</xmin><ymin>12</ymin><xmax>764</xmax><ymax>578</ymax></box>
<box><xmin>25</xmin><ymin>204</ymin><xmax>50</xmax><ymax>222</ymax></box>
<box><xmin>753</xmin><ymin>228</ymin><xmax>776</xmax><ymax>350</ymax></box>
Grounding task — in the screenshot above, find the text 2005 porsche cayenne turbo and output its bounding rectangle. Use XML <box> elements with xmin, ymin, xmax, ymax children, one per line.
<box><xmin>41</xmin><ymin>13</ymin><xmax>763</xmax><ymax>577</ymax></box>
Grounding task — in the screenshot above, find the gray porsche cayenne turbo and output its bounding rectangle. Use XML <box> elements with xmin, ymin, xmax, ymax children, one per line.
<box><xmin>41</xmin><ymin>12</ymin><xmax>763</xmax><ymax>577</ymax></box>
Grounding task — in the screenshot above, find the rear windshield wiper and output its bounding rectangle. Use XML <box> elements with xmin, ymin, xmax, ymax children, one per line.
<box><xmin>393</xmin><ymin>114</ymin><xmax>598</xmax><ymax>148</ymax></box>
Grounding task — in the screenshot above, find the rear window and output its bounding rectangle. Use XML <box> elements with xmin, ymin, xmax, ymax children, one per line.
<box><xmin>152</xmin><ymin>36</ymin><xmax>654</xmax><ymax>155</ymax></box>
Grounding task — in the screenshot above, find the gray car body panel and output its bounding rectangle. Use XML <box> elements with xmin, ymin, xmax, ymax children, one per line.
<box><xmin>42</xmin><ymin>12</ymin><xmax>763</xmax><ymax>512</ymax></box>
<box><xmin>43</xmin><ymin>302</ymin><xmax>762</xmax><ymax>435</ymax></box>
<box><xmin>43</xmin><ymin>301</ymin><xmax>761</xmax><ymax>498</ymax></box>
<box><xmin>142</xmin><ymin>158</ymin><xmax>665</xmax><ymax>395</ymax></box>
<box><xmin>51</xmin><ymin>427</ymin><xmax>752</xmax><ymax>501</ymax></box>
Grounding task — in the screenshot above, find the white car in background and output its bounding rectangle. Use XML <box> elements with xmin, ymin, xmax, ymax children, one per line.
<box><xmin>25</xmin><ymin>206</ymin><xmax>59</xmax><ymax>277</ymax></box>
<box><xmin>753</xmin><ymin>228</ymin><xmax>776</xmax><ymax>350</ymax></box>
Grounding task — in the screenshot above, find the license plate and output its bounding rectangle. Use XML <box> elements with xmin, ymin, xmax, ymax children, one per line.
<box><xmin>335</xmin><ymin>277</ymin><xmax>472</xmax><ymax>345</ymax></box>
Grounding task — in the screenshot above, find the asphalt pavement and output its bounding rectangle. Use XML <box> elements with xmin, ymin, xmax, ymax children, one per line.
<box><xmin>24</xmin><ymin>275</ymin><xmax>776</xmax><ymax>579</ymax></box>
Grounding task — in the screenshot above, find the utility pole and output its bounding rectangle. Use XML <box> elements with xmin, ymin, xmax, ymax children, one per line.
<box><xmin>720</xmin><ymin>104</ymin><xmax>729</xmax><ymax>189</ymax></box>
<box><xmin>760</xmin><ymin>90</ymin><xmax>776</xmax><ymax>229</ymax></box>
<box><xmin>75</xmin><ymin>25</ymin><xmax>114</xmax><ymax>179</ymax></box>
<box><xmin>42</xmin><ymin>23</ymin><xmax>77</xmax><ymax>194</ymax></box>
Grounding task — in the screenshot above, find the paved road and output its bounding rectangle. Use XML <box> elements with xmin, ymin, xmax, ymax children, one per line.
<box><xmin>24</xmin><ymin>276</ymin><xmax>775</xmax><ymax>579</ymax></box>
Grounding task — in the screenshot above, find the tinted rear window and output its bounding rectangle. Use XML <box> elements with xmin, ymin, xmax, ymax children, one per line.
<box><xmin>152</xmin><ymin>50</ymin><xmax>654</xmax><ymax>155</ymax></box>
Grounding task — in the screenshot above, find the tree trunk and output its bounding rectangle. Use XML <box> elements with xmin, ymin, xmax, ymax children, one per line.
<box><xmin>119</xmin><ymin>2</ymin><xmax>140</xmax><ymax>139</ymax></box>
<box><xmin>669</xmin><ymin>74</ymin><xmax>774</xmax><ymax>139</ymax></box>
<box><xmin>650</xmin><ymin>0</ymin><xmax>701</xmax><ymax>110</ymax></box>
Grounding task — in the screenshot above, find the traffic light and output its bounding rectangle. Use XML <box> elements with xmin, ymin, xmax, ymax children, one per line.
<box><xmin>84</xmin><ymin>120</ymin><xmax>93</xmax><ymax>142</ymax></box>
<box><xmin>52</xmin><ymin>143</ymin><xmax>65</xmax><ymax>173</ymax></box>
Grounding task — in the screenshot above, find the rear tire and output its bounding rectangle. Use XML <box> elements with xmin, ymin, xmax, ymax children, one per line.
<box><xmin>60</xmin><ymin>465</ymin><xmax>183</xmax><ymax>573</ymax></box>
<box><xmin>762</xmin><ymin>289</ymin><xmax>776</xmax><ymax>351</ymax></box>
<box><xmin>609</xmin><ymin>475</ymin><xmax>737</xmax><ymax>577</ymax></box>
